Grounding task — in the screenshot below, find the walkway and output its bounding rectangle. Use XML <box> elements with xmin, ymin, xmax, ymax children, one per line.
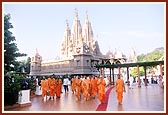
<box><xmin>106</xmin><ymin>84</ymin><xmax>165</xmax><ymax>112</ymax></box>
<box><xmin>4</xmin><ymin>83</ymin><xmax>165</xmax><ymax>112</ymax></box>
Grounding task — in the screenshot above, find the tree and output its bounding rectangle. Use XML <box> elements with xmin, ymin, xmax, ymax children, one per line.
<box><xmin>4</xmin><ymin>14</ymin><xmax>27</xmax><ymax>105</ymax></box>
<box><xmin>131</xmin><ymin>67</ymin><xmax>145</xmax><ymax>77</ymax></box>
<box><xmin>15</xmin><ymin>57</ymin><xmax>31</xmax><ymax>74</ymax></box>
<box><xmin>137</xmin><ymin>47</ymin><xmax>164</xmax><ymax>62</ymax></box>
<box><xmin>4</xmin><ymin>14</ymin><xmax>27</xmax><ymax>74</ymax></box>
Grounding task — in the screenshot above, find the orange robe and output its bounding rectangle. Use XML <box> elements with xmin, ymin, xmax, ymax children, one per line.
<box><xmin>71</xmin><ymin>77</ymin><xmax>76</xmax><ymax>94</ymax></box>
<box><xmin>48</xmin><ymin>78</ymin><xmax>56</xmax><ymax>97</ymax></box>
<box><xmin>41</xmin><ymin>79</ymin><xmax>49</xmax><ymax>97</ymax></box>
<box><xmin>75</xmin><ymin>78</ymin><xmax>82</xmax><ymax>100</ymax></box>
<box><xmin>82</xmin><ymin>79</ymin><xmax>90</xmax><ymax>100</ymax></box>
<box><xmin>55</xmin><ymin>79</ymin><xmax>62</xmax><ymax>98</ymax></box>
<box><xmin>115</xmin><ymin>78</ymin><xmax>125</xmax><ymax>104</ymax></box>
<box><xmin>91</xmin><ymin>77</ymin><xmax>98</xmax><ymax>98</ymax></box>
<box><xmin>88</xmin><ymin>78</ymin><xmax>92</xmax><ymax>96</ymax></box>
<box><xmin>97</xmin><ymin>78</ymin><xmax>106</xmax><ymax>103</ymax></box>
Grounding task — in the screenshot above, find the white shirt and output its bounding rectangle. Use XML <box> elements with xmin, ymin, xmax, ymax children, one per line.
<box><xmin>63</xmin><ymin>78</ymin><xmax>69</xmax><ymax>85</ymax></box>
<box><xmin>129</xmin><ymin>76</ymin><xmax>134</xmax><ymax>83</ymax></box>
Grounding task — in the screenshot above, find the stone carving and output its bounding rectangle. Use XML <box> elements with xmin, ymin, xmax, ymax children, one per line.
<box><xmin>61</xmin><ymin>9</ymin><xmax>102</xmax><ymax>58</ymax></box>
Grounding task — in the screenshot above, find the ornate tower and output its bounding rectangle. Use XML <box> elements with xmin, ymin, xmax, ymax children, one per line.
<box><xmin>30</xmin><ymin>49</ymin><xmax>42</xmax><ymax>75</ymax></box>
<box><xmin>82</xmin><ymin>11</ymin><xmax>94</xmax><ymax>52</ymax></box>
<box><xmin>61</xmin><ymin>20</ymin><xmax>71</xmax><ymax>59</ymax></box>
<box><xmin>129</xmin><ymin>48</ymin><xmax>137</xmax><ymax>62</ymax></box>
<box><xmin>71</xmin><ymin>8</ymin><xmax>83</xmax><ymax>53</ymax></box>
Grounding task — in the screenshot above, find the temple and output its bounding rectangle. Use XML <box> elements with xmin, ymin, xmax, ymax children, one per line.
<box><xmin>30</xmin><ymin>9</ymin><xmax>133</xmax><ymax>76</ymax></box>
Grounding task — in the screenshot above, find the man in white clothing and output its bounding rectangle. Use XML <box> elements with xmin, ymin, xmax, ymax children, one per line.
<box><xmin>63</xmin><ymin>76</ymin><xmax>69</xmax><ymax>93</ymax></box>
<box><xmin>129</xmin><ymin>75</ymin><xmax>134</xmax><ymax>89</ymax></box>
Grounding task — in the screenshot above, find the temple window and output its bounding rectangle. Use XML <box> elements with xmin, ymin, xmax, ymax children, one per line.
<box><xmin>86</xmin><ymin>60</ymin><xmax>89</xmax><ymax>66</ymax></box>
<box><xmin>77</xmin><ymin>60</ymin><xmax>80</xmax><ymax>66</ymax></box>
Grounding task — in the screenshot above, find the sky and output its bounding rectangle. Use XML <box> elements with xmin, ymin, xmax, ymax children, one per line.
<box><xmin>3</xmin><ymin>2</ymin><xmax>165</xmax><ymax>61</ymax></box>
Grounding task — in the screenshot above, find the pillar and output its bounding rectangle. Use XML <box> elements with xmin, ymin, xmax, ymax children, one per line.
<box><xmin>137</xmin><ymin>65</ymin><xmax>141</xmax><ymax>87</ymax></box>
<box><xmin>127</xmin><ymin>67</ymin><xmax>129</xmax><ymax>86</ymax></box>
<box><xmin>112</xmin><ymin>68</ymin><xmax>115</xmax><ymax>85</ymax></box>
<box><xmin>144</xmin><ymin>66</ymin><xmax>147</xmax><ymax>86</ymax></box>
<box><xmin>159</xmin><ymin>64</ymin><xmax>163</xmax><ymax>76</ymax></box>
<box><xmin>109</xmin><ymin>68</ymin><xmax>112</xmax><ymax>85</ymax></box>
<box><xmin>118</xmin><ymin>67</ymin><xmax>120</xmax><ymax>75</ymax></box>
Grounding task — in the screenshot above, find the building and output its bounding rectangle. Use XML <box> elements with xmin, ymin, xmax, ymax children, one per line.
<box><xmin>30</xmin><ymin>9</ymin><xmax>104</xmax><ymax>76</ymax></box>
<box><xmin>30</xmin><ymin>9</ymin><xmax>132</xmax><ymax>77</ymax></box>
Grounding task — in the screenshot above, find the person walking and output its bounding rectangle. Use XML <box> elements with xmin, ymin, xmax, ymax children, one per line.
<box><xmin>71</xmin><ymin>76</ymin><xmax>76</xmax><ymax>94</ymax></box>
<box><xmin>48</xmin><ymin>75</ymin><xmax>56</xmax><ymax>100</ymax></box>
<box><xmin>129</xmin><ymin>75</ymin><xmax>134</xmax><ymax>89</ymax></box>
<box><xmin>97</xmin><ymin>75</ymin><xmax>106</xmax><ymax>104</ymax></box>
<box><xmin>55</xmin><ymin>76</ymin><xmax>62</xmax><ymax>98</ymax></box>
<box><xmin>63</xmin><ymin>76</ymin><xmax>69</xmax><ymax>93</ymax></box>
<box><xmin>82</xmin><ymin>76</ymin><xmax>91</xmax><ymax>101</ymax></box>
<box><xmin>41</xmin><ymin>76</ymin><xmax>49</xmax><ymax>100</ymax></box>
<box><xmin>91</xmin><ymin>76</ymin><xmax>98</xmax><ymax>99</ymax></box>
<box><xmin>75</xmin><ymin>76</ymin><xmax>82</xmax><ymax>100</ymax></box>
<box><xmin>115</xmin><ymin>74</ymin><xmax>126</xmax><ymax>105</ymax></box>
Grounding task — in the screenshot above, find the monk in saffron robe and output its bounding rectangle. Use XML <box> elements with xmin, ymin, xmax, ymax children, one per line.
<box><xmin>115</xmin><ymin>74</ymin><xmax>126</xmax><ymax>105</ymax></box>
<box><xmin>83</xmin><ymin>76</ymin><xmax>91</xmax><ymax>101</ymax></box>
<box><xmin>75</xmin><ymin>76</ymin><xmax>82</xmax><ymax>100</ymax></box>
<box><xmin>97</xmin><ymin>75</ymin><xmax>106</xmax><ymax>103</ymax></box>
<box><xmin>48</xmin><ymin>75</ymin><xmax>56</xmax><ymax>100</ymax></box>
<box><xmin>41</xmin><ymin>76</ymin><xmax>49</xmax><ymax>100</ymax></box>
<box><xmin>55</xmin><ymin>76</ymin><xmax>62</xmax><ymax>98</ymax></box>
<box><xmin>88</xmin><ymin>76</ymin><xmax>92</xmax><ymax>96</ymax></box>
<box><xmin>71</xmin><ymin>76</ymin><xmax>76</xmax><ymax>94</ymax></box>
<box><xmin>91</xmin><ymin>76</ymin><xmax>98</xmax><ymax>98</ymax></box>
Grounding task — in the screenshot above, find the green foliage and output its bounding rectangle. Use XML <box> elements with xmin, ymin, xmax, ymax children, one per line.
<box><xmin>4</xmin><ymin>14</ymin><xmax>27</xmax><ymax>74</ymax></box>
<box><xmin>26</xmin><ymin>77</ymin><xmax>36</xmax><ymax>90</ymax></box>
<box><xmin>137</xmin><ymin>47</ymin><xmax>164</xmax><ymax>62</ymax></box>
<box><xmin>131</xmin><ymin>67</ymin><xmax>145</xmax><ymax>77</ymax></box>
<box><xmin>4</xmin><ymin>73</ymin><xmax>21</xmax><ymax>93</ymax></box>
<box><xmin>15</xmin><ymin>57</ymin><xmax>31</xmax><ymax>74</ymax></box>
<box><xmin>4</xmin><ymin>73</ymin><xmax>21</xmax><ymax>105</ymax></box>
<box><xmin>137</xmin><ymin>47</ymin><xmax>164</xmax><ymax>71</ymax></box>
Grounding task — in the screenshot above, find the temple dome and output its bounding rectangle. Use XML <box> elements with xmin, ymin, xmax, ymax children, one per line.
<box><xmin>114</xmin><ymin>50</ymin><xmax>126</xmax><ymax>59</ymax></box>
<box><xmin>106</xmin><ymin>50</ymin><xmax>114</xmax><ymax>59</ymax></box>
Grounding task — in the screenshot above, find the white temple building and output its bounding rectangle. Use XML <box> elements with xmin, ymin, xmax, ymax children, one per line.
<box><xmin>30</xmin><ymin>9</ymin><xmax>104</xmax><ymax>76</ymax></box>
<box><xmin>30</xmin><ymin>9</ymin><xmax>136</xmax><ymax>77</ymax></box>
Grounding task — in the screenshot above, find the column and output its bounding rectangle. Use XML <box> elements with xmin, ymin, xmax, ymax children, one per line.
<box><xmin>112</xmin><ymin>68</ymin><xmax>115</xmax><ymax>85</ymax></box>
<box><xmin>159</xmin><ymin>64</ymin><xmax>163</xmax><ymax>76</ymax></box>
<box><xmin>118</xmin><ymin>67</ymin><xmax>120</xmax><ymax>75</ymax></box>
<box><xmin>127</xmin><ymin>67</ymin><xmax>129</xmax><ymax>86</ymax></box>
<box><xmin>109</xmin><ymin>68</ymin><xmax>112</xmax><ymax>85</ymax></box>
<box><xmin>144</xmin><ymin>66</ymin><xmax>147</xmax><ymax>86</ymax></box>
<box><xmin>137</xmin><ymin>65</ymin><xmax>141</xmax><ymax>87</ymax></box>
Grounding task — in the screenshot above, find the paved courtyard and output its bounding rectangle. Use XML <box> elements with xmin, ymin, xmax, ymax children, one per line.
<box><xmin>4</xmin><ymin>83</ymin><xmax>165</xmax><ymax>113</ymax></box>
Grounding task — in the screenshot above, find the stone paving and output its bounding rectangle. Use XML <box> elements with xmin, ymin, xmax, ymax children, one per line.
<box><xmin>4</xmin><ymin>83</ymin><xmax>165</xmax><ymax>113</ymax></box>
<box><xmin>106</xmin><ymin>84</ymin><xmax>165</xmax><ymax>112</ymax></box>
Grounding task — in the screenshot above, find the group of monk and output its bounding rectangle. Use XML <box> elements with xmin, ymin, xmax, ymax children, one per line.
<box><xmin>40</xmin><ymin>74</ymin><xmax>107</xmax><ymax>103</ymax></box>
<box><xmin>40</xmin><ymin>75</ymin><xmax>62</xmax><ymax>100</ymax></box>
<box><xmin>40</xmin><ymin>74</ymin><xmax>126</xmax><ymax>105</ymax></box>
<box><xmin>71</xmin><ymin>75</ymin><xmax>106</xmax><ymax>103</ymax></box>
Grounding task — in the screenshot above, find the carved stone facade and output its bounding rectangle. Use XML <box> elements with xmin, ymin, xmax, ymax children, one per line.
<box><xmin>30</xmin><ymin>9</ymin><xmax>103</xmax><ymax>76</ymax></box>
<box><xmin>128</xmin><ymin>48</ymin><xmax>137</xmax><ymax>63</ymax></box>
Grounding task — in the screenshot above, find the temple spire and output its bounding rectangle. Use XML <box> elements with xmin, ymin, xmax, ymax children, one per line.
<box><xmin>65</xmin><ymin>19</ymin><xmax>69</xmax><ymax>30</ymax></box>
<box><xmin>75</xmin><ymin>8</ymin><xmax>78</xmax><ymax>20</ymax></box>
<box><xmin>86</xmin><ymin>10</ymin><xmax>89</xmax><ymax>21</ymax></box>
<box><xmin>35</xmin><ymin>48</ymin><xmax>39</xmax><ymax>56</ymax></box>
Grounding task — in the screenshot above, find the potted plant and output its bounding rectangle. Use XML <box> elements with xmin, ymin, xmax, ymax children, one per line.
<box><xmin>4</xmin><ymin>73</ymin><xmax>21</xmax><ymax>105</ymax></box>
<box><xmin>26</xmin><ymin>76</ymin><xmax>36</xmax><ymax>96</ymax></box>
